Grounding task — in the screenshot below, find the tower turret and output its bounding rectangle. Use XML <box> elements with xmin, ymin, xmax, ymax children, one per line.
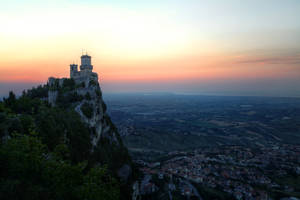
<box><xmin>80</xmin><ymin>54</ymin><xmax>93</xmax><ymax>71</ymax></box>
<box><xmin>69</xmin><ymin>54</ymin><xmax>98</xmax><ymax>83</ymax></box>
<box><xmin>70</xmin><ymin>64</ymin><xmax>78</xmax><ymax>78</ymax></box>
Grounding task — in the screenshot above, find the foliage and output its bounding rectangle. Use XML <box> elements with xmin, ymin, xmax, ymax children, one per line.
<box><xmin>3</xmin><ymin>91</ymin><xmax>16</xmax><ymax>108</ymax></box>
<box><xmin>49</xmin><ymin>78</ymin><xmax>60</xmax><ymax>91</ymax></box>
<box><xmin>56</xmin><ymin>91</ymin><xmax>83</xmax><ymax>108</ymax></box>
<box><xmin>95</xmin><ymin>88</ymin><xmax>102</xmax><ymax>98</ymax></box>
<box><xmin>85</xmin><ymin>92</ymin><xmax>92</xmax><ymax>100</ymax></box>
<box><xmin>53</xmin><ymin>78</ymin><xmax>83</xmax><ymax>107</ymax></box>
<box><xmin>0</xmin><ymin>85</ymin><xmax>133</xmax><ymax>199</ymax></box>
<box><xmin>0</xmin><ymin>91</ymin><xmax>92</xmax><ymax>163</ymax></box>
<box><xmin>0</xmin><ymin>134</ymin><xmax>119</xmax><ymax>200</ymax></box>
<box><xmin>3</xmin><ymin>91</ymin><xmax>42</xmax><ymax>115</ymax></box>
<box><xmin>62</xmin><ymin>78</ymin><xmax>75</xmax><ymax>90</ymax></box>
<box><xmin>89</xmin><ymin>80</ymin><xmax>98</xmax><ymax>87</ymax></box>
<box><xmin>94</xmin><ymin>137</ymin><xmax>131</xmax><ymax>173</ymax></box>
<box><xmin>93</xmin><ymin>138</ymin><xmax>133</xmax><ymax>200</ymax></box>
<box><xmin>76</xmin><ymin>82</ymin><xmax>85</xmax><ymax>88</ymax></box>
<box><xmin>79</xmin><ymin>166</ymin><xmax>120</xmax><ymax>200</ymax></box>
<box><xmin>25</xmin><ymin>85</ymin><xmax>49</xmax><ymax>99</ymax></box>
<box><xmin>81</xmin><ymin>102</ymin><xmax>93</xmax><ymax>119</ymax></box>
<box><xmin>35</xmin><ymin>107</ymin><xmax>91</xmax><ymax>162</ymax></box>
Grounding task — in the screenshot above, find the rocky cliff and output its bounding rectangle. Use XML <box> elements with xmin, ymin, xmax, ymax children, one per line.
<box><xmin>47</xmin><ymin>77</ymin><xmax>132</xmax><ymax>183</ymax></box>
<box><xmin>0</xmin><ymin>84</ymin><xmax>133</xmax><ymax>200</ymax></box>
<box><xmin>48</xmin><ymin>78</ymin><xmax>119</xmax><ymax>145</ymax></box>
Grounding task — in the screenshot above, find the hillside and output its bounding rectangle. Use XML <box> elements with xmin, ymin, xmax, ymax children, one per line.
<box><xmin>0</xmin><ymin>77</ymin><xmax>135</xmax><ymax>199</ymax></box>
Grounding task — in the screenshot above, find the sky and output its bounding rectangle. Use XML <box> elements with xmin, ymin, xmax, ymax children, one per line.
<box><xmin>0</xmin><ymin>0</ymin><xmax>300</xmax><ymax>97</ymax></box>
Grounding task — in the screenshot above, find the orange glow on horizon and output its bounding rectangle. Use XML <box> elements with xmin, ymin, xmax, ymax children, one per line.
<box><xmin>1</xmin><ymin>53</ymin><xmax>298</xmax><ymax>84</ymax></box>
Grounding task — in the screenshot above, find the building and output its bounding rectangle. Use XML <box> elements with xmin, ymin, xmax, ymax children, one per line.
<box><xmin>48</xmin><ymin>54</ymin><xmax>98</xmax><ymax>87</ymax></box>
<box><xmin>70</xmin><ymin>54</ymin><xmax>98</xmax><ymax>85</ymax></box>
<box><xmin>47</xmin><ymin>54</ymin><xmax>99</xmax><ymax>106</ymax></box>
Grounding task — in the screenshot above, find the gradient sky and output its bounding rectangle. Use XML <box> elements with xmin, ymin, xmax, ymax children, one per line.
<box><xmin>0</xmin><ymin>0</ymin><xmax>300</xmax><ymax>97</ymax></box>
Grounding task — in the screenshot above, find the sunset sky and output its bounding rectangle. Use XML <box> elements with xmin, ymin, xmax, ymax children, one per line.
<box><xmin>0</xmin><ymin>0</ymin><xmax>300</xmax><ymax>97</ymax></box>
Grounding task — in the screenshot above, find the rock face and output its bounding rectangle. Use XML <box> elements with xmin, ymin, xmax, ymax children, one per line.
<box><xmin>47</xmin><ymin>55</ymin><xmax>132</xmax><ymax>185</ymax></box>
<box><xmin>47</xmin><ymin>55</ymin><xmax>122</xmax><ymax>150</ymax></box>
<box><xmin>47</xmin><ymin>90</ymin><xmax>58</xmax><ymax>106</ymax></box>
<box><xmin>47</xmin><ymin>75</ymin><xmax>120</xmax><ymax>150</ymax></box>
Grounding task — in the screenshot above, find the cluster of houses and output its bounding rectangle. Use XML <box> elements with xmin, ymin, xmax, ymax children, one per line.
<box><xmin>136</xmin><ymin>143</ymin><xmax>300</xmax><ymax>200</ymax></box>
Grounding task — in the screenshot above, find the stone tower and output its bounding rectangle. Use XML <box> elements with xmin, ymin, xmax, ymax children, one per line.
<box><xmin>70</xmin><ymin>64</ymin><xmax>78</xmax><ymax>78</ymax></box>
<box><xmin>80</xmin><ymin>55</ymin><xmax>93</xmax><ymax>71</ymax></box>
<box><xmin>68</xmin><ymin>54</ymin><xmax>98</xmax><ymax>85</ymax></box>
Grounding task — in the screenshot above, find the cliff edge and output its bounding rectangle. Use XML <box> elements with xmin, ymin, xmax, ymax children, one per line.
<box><xmin>47</xmin><ymin>55</ymin><xmax>133</xmax><ymax>184</ymax></box>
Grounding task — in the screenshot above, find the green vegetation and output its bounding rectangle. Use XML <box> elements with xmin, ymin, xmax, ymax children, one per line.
<box><xmin>62</xmin><ymin>78</ymin><xmax>75</xmax><ymax>90</ymax></box>
<box><xmin>123</xmin><ymin>129</ymin><xmax>225</xmax><ymax>154</ymax></box>
<box><xmin>25</xmin><ymin>85</ymin><xmax>49</xmax><ymax>99</ymax></box>
<box><xmin>56</xmin><ymin>91</ymin><xmax>84</xmax><ymax>107</ymax></box>
<box><xmin>92</xmin><ymin>115</ymin><xmax>132</xmax><ymax>172</ymax></box>
<box><xmin>0</xmin><ymin>85</ymin><xmax>133</xmax><ymax>199</ymax></box>
<box><xmin>0</xmin><ymin>134</ymin><xmax>119</xmax><ymax>200</ymax></box>
<box><xmin>89</xmin><ymin>79</ymin><xmax>98</xmax><ymax>86</ymax></box>
<box><xmin>75</xmin><ymin>81</ymin><xmax>85</xmax><ymax>89</ymax></box>
<box><xmin>85</xmin><ymin>92</ymin><xmax>92</xmax><ymax>100</ymax></box>
<box><xmin>95</xmin><ymin>88</ymin><xmax>102</xmax><ymax>98</ymax></box>
<box><xmin>49</xmin><ymin>78</ymin><xmax>84</xmax><ymax>107</ymax></box>
<box><xmin>81</xmin><ymin>102</ymin><xmax>93</xmax><ymax>119</ymax></box>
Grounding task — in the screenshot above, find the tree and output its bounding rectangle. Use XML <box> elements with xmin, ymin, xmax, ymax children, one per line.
<box><xmin>81</xmin><ymin>103</ymin><xmax>93</xmax><ymax>119</ymax></box>
<box><xmin>85</xmin><ymin>92</ymin><xmax>92</xmax><ymax>100</ymax></box>
<box><xmin>0</xmin><ymin>134</ymin><xmax>120</xmax><ymax>200</ymax></box>
<box><xmin>4</xmin><ymin>91</ymin><xmax>16</xmax><ymax>108</ymax></box>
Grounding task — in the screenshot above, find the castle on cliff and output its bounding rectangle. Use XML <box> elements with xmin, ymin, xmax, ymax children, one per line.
<box><xmin>46</xmin><ymin>53</ymin><xmax>126</xmax><ymax>158</ymax></box>
<box><xmin>48</xmin><ymin>54</ymin><xmax>98</xmax><ymax>87</ymax></box>
<box><xmin>70</xmin><ymin>54</ymin><xmax>98</xmax><ymax>83</ymax></box>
